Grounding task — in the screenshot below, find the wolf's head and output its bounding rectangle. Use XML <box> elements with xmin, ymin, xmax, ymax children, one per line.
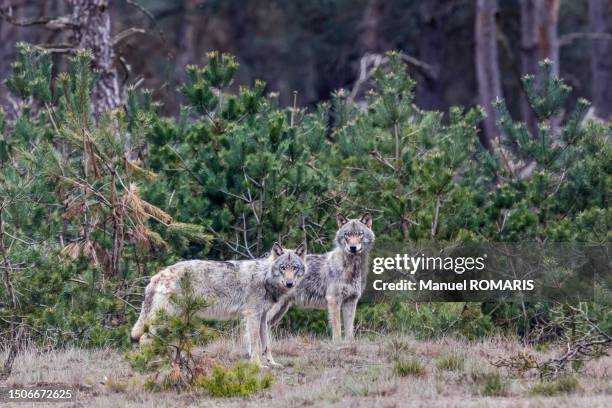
<box><xmin>270</xmin><ymin>242</ymin><xmax>307</xmax><ymax>289</ymax></box>
<box><xmin>335</xmin><ymin>213</ymin><xmax>375</xmax><ymax>255</ymax></box>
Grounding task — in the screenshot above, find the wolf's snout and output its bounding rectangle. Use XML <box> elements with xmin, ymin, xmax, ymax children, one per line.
<box><xmin>349</xmin><ymin>246</ymin><xmax>357</xmax><ymax>253</ymax></box>
<box><xmin>285</xmin><ymin>280</ymin><xmax>294</xmax><ymax>288</ymax></box>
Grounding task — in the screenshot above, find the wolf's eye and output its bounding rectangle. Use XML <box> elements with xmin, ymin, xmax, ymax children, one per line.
<box><xmin>280</xmin><ymin>265</ymin><xmax>286</xmax><ymax>271</ymax></box>
<box><xmin>358</xmin><ymin>231</ymin><xmax>364</xmax><ymax>236</ymax></box>
<box><xmin>344</xmin><ymin>232</ymin><xmax>350</xmax><ymax>238</ymax></box>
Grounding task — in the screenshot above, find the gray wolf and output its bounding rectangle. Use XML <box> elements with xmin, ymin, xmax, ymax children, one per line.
<box><xmin>130</xmin><ymin>243</ymin><xmax>307</xmax><ymax>367</ymax></box>
<box><xmin>268</xmin><ymin>213</ymin><xmax>375</xmax><ymax>341</ymax></box>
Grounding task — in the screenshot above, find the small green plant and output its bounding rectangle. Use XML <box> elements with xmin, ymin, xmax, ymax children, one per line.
<box><xmin>393</xmin><ymin>357</ymin><xmax>425</xmax><ymax>377</ymax></box>
<box><xmin>436</xmin><ymin>353</ymin><xmax>465</xmax><ymax>371</ymax></box>
<box><xmin>126</xmin><ymin>271</ymin><xmax>215</xmax><ymax>391</ymax></box>
<box><xmin>529</xmin><ymin>376</ymin><xmax>579</xmax><ymax>396</ymax></box>
<box><xmin>383</xmin><ymin>337</ymin><xmax>414</xmax><ymax>362</ymax></box>
<box><xmin>571</xmin><ymin>359</ymin><xmax>584</xmax><ymax>372</ymax></box>
<box><xmin>479</xmin><ymin>372</ymin><xmax>509</xmax><ymax>397</ymax></box>
<box><xmin>198</xmin><ymin>362</ymin><xmax>273</xmax><ymax>397</ymax></box>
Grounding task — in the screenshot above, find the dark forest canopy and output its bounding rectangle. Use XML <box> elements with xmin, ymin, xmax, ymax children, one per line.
<box><xmin>0</xmin><ymin>1</ymin><xmax>610</xmax><ymax>127</ymax></box>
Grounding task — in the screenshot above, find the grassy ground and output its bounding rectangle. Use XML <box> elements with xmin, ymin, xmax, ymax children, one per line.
<box><xmin>2</xmin><ymin>334</ymin><xmax>611</xmax><ymax>407</ymax></box>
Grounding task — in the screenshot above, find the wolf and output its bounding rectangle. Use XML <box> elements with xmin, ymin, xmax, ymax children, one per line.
<box><xmin>130</xmin><ymin>242</ymin><xmax>307</xmax><ymax>367</ymax></box>
<box><xmin>268</xmin><ymin>213</ymin><xmax>375</xmax><ymax>341</ymax></box>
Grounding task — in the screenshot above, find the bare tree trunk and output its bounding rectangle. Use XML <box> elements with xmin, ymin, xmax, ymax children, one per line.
<box><xmin>589</xmin><ymin>0</ymin><xmax>612</xmax><ymax>119</ymax></box>
<box><xmin>0</xmin><ymin>1</ymin><xmax>40</xmax><ymax>110</ymax></box>
<box><xmin>361</xmin><ymin>0</ymin><xmax>383</xmax><ymax>53</ymax></box>
<box><xmin>475</xmin><ymin>0</ymin><xmax>502</xmax><ymax>151</ymax></box>
<box><xmin>415</xmin><ymin>1</ymin><xmax>444</xmax><ymax>111</ymax></box>
<box><xmin>0</xmin><ymin>1</ymin><xmax>18</xmax><ymax>106</ymax></box>
<box><xmin>68</xmin><ymin>0</ymin><xmax>121</xmax><ymax>116</ymax></box>
<box><xmin>520</xmin><ymin>0</ymin><xmax>560</xmax><ymax>131</ymax></box>
<box><xmin>175</xmin><ymin>0</ymin><xmax>202</xmax><ymax>85</ymax></box>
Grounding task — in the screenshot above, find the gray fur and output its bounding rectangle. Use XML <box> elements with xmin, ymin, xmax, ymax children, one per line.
<box><xmin>131</xmin><ymin>243</ymin><xmax>307</xmax><ymax>367</ymax></box>
<box><xmin>268</xmin><ymin>213</ymin><xmax>375</xmax><ymax>341</ymax></box>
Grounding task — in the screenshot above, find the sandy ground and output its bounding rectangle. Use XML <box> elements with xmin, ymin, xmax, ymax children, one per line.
<box><xmin>1</xmin><ymin>334</ymin><xmax>611</xmax><ymax>407</ymax></box>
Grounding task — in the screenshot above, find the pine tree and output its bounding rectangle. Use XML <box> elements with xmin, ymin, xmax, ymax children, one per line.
<box><xmin>488</xmin><ymin>59</ymin><xmax>608</xmax><ymax>241</ymax></box>
<box><xmin>0</xmin><ymin>44</ymin><xmax>212</xmax><ymax>349</ymax></box>
<box><xmin>127</xmin><ymin>271</ymin><xmax>215</xmax><ymax>391</ymax></box>
<box><xmin>332</xmin><ymin>51</ymin><xmax>483</xmax><ymax>241</ymax></box>
<box><xmin>145</xmin><ymin>52</ymin><xmax>337</xmax><ymax>258</ymax></box>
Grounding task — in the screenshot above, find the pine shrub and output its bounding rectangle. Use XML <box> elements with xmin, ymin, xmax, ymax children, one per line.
<box><xmin>126</xmin><ymin>271</ymin><xmax>216</xmax><ymax>391</ymax></box>
<box><xmin>197</xmin><ymin>362</ymin><xmax>273</xmax><ymax>397</ymax></box>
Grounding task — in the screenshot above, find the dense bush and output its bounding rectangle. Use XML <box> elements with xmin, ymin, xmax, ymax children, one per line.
<box><xmin>144</xmin><ymin>51</ymin><xmax>337</xmax><ymax>259</ymax></box>
<box><xmin>277</xmin><ymin>301</ymin><xmax>499</xmax><ymax>340</ymax></box>
<box><xmin>0</xmin><ymin>45</ymin><xmax>609</xmax><ymax>350</ymax></box>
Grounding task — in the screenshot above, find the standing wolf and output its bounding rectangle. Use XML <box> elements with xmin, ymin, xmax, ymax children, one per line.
<box><xmin>131</xmin><ymin>243</ymin><xmax>307</xmax><ymax>367</ymax></box>
<box><xmin>268</xmin><ymin>213</ymin><xmax>375</xmax><ymax>341</ymax></box>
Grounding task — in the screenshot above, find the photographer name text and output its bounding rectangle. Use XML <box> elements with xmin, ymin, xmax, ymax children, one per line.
<box><xmin>372</xmin><ymin>279</ymin><xmax>535</xmax><ymax>291</ymax></box>
<box><xmin>371</xmin><ymin>254</ymin><xmax>534</xmax><ymax>292</ymax></box>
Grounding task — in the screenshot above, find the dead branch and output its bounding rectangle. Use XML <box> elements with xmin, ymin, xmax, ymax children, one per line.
<box><xmin>112</xmin><ymin>27</ymin><xmax>146</xmax><ymax>46</ymax></box>
<box><xmin>349</xmin><ymin>52</ymin><xmax>437</xmax><ymax>104</ymax></box>
<box><xmin>0</xmin><ymin>7</ymin><xmax>71</xmax><ymax>30</ymax></box>
<box><xmin>559</xmin><ymin>32</ymin><xmax>612</xmax><ymax>47</ymax></box>
<box><xmin>488</xmin><ymin>305</ymin><xmax>612</xmax><ymax>379</ymax></box>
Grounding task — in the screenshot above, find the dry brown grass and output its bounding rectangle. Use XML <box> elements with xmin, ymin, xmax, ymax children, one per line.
<box><xmin>1</xmin><ymin>334</ymin><xmax>611</xmax><ymax>407</ymax></box>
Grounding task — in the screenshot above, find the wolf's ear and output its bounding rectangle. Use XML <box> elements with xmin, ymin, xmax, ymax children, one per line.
<box><xmin>336</xmin><ymin>213</ymin><xmax>348</xmax><ymax>227</ymax></box>
<box><xmin>271</xmin><ymin>242</ymin><xmax>284</xmax><ymax>258</ymax></box>
<box><xmin>360</xmin><ymin>212</ymin><xmax>372</xmax><ymax>229</ymax></box>
<box><xmin>295</xmin><ymin>242</ymin><xmax>307</xmax><ymax>260</ymax></box>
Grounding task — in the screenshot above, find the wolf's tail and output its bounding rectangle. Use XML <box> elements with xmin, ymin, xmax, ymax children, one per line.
<box><xmin>130</xmin><ymin>308</ymin><xmax>147</xmax><ymax>344</ymax></box>
<box><xmin>130</xmin><ymin>283</ymin><xmax>156</xmax><ymax>344</ymax></box>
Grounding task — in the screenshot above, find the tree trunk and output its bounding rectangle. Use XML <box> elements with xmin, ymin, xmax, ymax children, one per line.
<box><xmin>175</xmin><ymin>0</ymin><xmax>202</xmax><ymax>85</ymax></box>
<box><xmin>520</xmin><ymin>0</ymin><xmax>560</xmax><ymax>132</ymax></box>
<box><xmin>361</xmin><ymin>0</ymin><xmax>383</xmax><ymax>53</ymax></box>
<box><xmin>68</xmin><ymin>0</ymin><xmax>121</xmax><ymax>116</ymax></box>
<box><xmin>589</xmin><ymin>0</ymin><xmax>612</xmax><ymax>119</ymax></box>
<box><xmin>415</xmin><ymin>1</ymin><xmax>444</xmax><ymax>111</ymax></box>
<box><xmin>0</xmin><ymin>1</ymin><xmax>19</xmax><ymax>106</ymax></box>
<box><xmin>475</xmin><ymin>0</ymin><xmax>502</xmax><ymax>151</ymax></box>
<box><xmin>0</xmin><ymin>1</ymin><xmax>39</xmax><ymax>109</ymax></box>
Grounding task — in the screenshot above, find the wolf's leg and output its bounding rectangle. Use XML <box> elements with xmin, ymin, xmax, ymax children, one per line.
<box><xmin>243</xmin><ymin>317</ymin><xmax>252</xmax><ymax>357</ymax></box>
<box><xmin>342</xmin><ymin>296</ymin><xmax>358</xmax><ymax>341</ymax></box>
<box><xmin>260</xmin><ymin>312</ymin><xmax>282</xmax><ymax>367</ymax></box>
<box><xmin>244</xmin><ymin>311</ymin><xmax>265</xmax><ymax>367</ymax></box>
<box><xmin>267</xmin><ymin>297</ymin><xmax>292</xmax><ymax>327</ymax></box>
<box><xmin>326</xmin><ymin>295</ymin><xmax>342</xmax><ymax>341</ymax></box>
